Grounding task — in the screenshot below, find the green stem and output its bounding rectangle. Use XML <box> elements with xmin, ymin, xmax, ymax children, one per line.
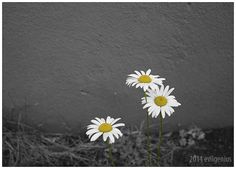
<box><xmin>107</xmin><ymin>141</ymin><xmax>115</xmax><ymax>166</ymax></box>
<box><xmin>145</xmin><ymin>92</ymin><xmax>151</xmax><ymax>166</ymax></box>
<box><xmin>157</xmin><ymin>114</ymin><xmax>163</xmax><ymax>166</ymax></box>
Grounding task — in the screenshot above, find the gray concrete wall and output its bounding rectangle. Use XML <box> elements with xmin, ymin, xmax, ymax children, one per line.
<box><xmin>3</xmin><ymin>3</ymin><xmax>233</xmax><ymax>133</ymax></box>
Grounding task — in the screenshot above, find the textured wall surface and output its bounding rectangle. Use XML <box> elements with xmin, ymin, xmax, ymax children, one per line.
<box><xmin>3</xmin><ymin>3</ymin><xmax>233</xmax><ymax>133</ymax></box>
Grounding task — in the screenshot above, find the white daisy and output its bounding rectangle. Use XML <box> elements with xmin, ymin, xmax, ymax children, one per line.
<box><xmin>142</xmin><ymin>85</ymin><xmax>181</xmax><ymax>118</ymax></box>
<box><xmin>86</xmin><ymin>116</ymin><xmax>125</xmax><ymax>144</ymax></box>
<box><xmin>126</xmin><ymin>69</ymin><xmax>165</xmax><ymax>91</ymax></box>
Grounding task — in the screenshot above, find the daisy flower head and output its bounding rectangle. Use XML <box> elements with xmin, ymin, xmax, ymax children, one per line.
<box><xmin>86</xmin><ymin>116</ymin><xmax>125</xmax><ymax>144</ymax></box>
<box><xmin>142</xmin><ymin>85</ymin><xmax>181</xmax><ymax>118</ymax></box>
<box><xmin>126</xmin><ymin>69</ymin><xmax>165</xmax><ymax>91</ymax></box>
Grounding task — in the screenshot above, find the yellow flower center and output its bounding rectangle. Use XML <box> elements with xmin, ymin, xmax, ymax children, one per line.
<box><xmin>138</xmin><ymin>75</ymin><xmax>152</xmax><ymax>83</ymax></box>
<box><xmin>154</xmin><ymin>96</ymin><xmax>167</xmax><ymax>107</ymax></box>
<box><xmin>98</xmin><ymin>123</ymin><xmax>112</xmax><ymax>133</ymax></box>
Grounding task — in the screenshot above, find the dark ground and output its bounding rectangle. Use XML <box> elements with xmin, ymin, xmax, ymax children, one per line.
<box><xmin>172</xmin><ymin>127</ymin><xmax>233</xmax><ymax>166</ymax></box>
<box><xmin>2</xmin><ymin>119</ymin><xmax>233</xmax><ymax>167</ymax></box>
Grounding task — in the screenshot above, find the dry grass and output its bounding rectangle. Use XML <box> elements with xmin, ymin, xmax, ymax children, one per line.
<box><xmin>3</xmin><ymin>115</ymin><xmax>233</xmax><ymax>166</ymax></box>
<box><xmin>3</xmin><ymin>119</ymin><xmax>183</xmax><ymax>166</ymax></box>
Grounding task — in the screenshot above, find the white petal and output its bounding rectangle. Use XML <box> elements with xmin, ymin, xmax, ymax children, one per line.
<box><xmin>141</xmin><ymin>70</ymin><xmax>145</xmax><ymax>75</ymax></box>
<box><xmin>132</xmin><ymin>82</ymin><xmax>137</xmax><ymax>86</ymax></box>
<box><xmin>146</xmin><ymin>88</ymin><xmax>152</xmax><ymax>93</ymax></box>
<box><xmin>143</xmin><ymin>85</ymin><xmax>148</xmax><ymax>91</ymax></box>
<box><xmin>91</xmin><ymin>119</ymin><xmax>100</xmax><ymax>125</ymax></box>
<box><xmin>113</xmin><ymin>128</ymin><xmax>123</xmax><ymax>137</ymax></box>
<box><xmin>155</xmin><ymin>106</ymin><xmax>161</xmax><ymax>117</ymax></box>
<box><xmin>166</xmin><ymin>88</ymin><xmax>174</xmax><ymax>96</ymax></box>
<box><xmin>86</xmin><ymin>128</ymin><xmax>99</xmax><ymax>136</ymax></box>
<box><xmin>111</xmin><ymin>118</ymin><xmax>121</xmax><ymax>125</ymax></box>
<box><xmin>154</xmin><ymin>86</ymin><xmax>160</xmax><ymax>94</ymax></box>
<box><xmin>136</xmin><ymin>83</ymin><xmax>141</xmax><ymax>88</ymax></box>
<box><xmin>152</xmin><ymin>75</ymin><xmax>160</xmax><ymax>78</ymax></box>
<box><xmin>159</xmin><ymin>85</ymin><xmax>164</xmax><ymax>95</ymax></box>
<box><xmin>95</xmin><ymin>117</ymin><xmax>103</xmax><ymax>123</ymax></box>
<box><xmin>150</xmin><ymin>83</ymin><xmax>158</xmax><ymax>90</ymax></box>
<box><xmin>108</xmin><ymin>133</ymin><xmax>115</xmax><ymax>143</ymax></box>
<box><xmin>128</xmin><ymin>74</ymin><xmax>139</xmax><ymax>78</ymax></box>
<box><xmin>149</xmin><ymin>109</ymin><xmax>154</xmax><ymax>117</ymax></box>
<box><xmin>165</xmin><ymin>107</ymin><xmax>171</xmax><ymax>116</ymax></box>
<box><xmin>134</xmin><ymin>70</ymin><xmax>141</xmax><ymax>76</ymax></box>
<box><xmin>109</xmin><ymin>118</ymin><xmax>115</xmax><ymax>124</ymax></box>
<box><xmin>169</xmin><ymin>107</ymin><xmax>175</xmax><ymax>114</ymax></box>
<box><xmin>168</xmin><ymin>95</ymin><xmax>176</xmax><ymax>100</ymax></box>
<box><xmin>159</xmin><ymin>77</ymin><xmax>166</xmax><ymax>81</ymax></box>
<box><xmin>148</xmin><ymin>109</ymin><xmax>153</xmax><ymax>116</ymax></box>
<box><xmin>103</xmin><ymin>132</ymin><xmax>109</xmax><ymax>142</ymax></box>
<box><xmin>106</xmin><ymin>116</ymin><xmax>112</xmax><ymax>123</ymax></box>
<box><xmin>112</xmin><ymin>130</ymin><xmax>119</xmax><ymax>139</ymax></box>
<box><xmin>112</xmin><ymin>123</ymin><xmax>125</xmax><ymax>128</ymax></box>
<box><xmin>154</xmin><ymin>79</ymin><xmax>165</xmax><ymax>86</ymax></box>
<box><xmin>146</xmin><ymin>90</ymin><xmax>153</xmax><ymax>97</ymax></box>
<box><xmin>143</xmin><ymin>103</ymin><xmax>152</xmax><ymax>109</ymax></box>
<box><xmin>101</xmin><ymin>118</ymin><xmax>106</xmax><ymax>123</ymax></box>
<box><xmin>87</xmin><ymin>124</ymin><xmax>98</xmax><ymax>129</ymax></box>
<box><xmin>126</xmin><ymin>77</ymin><xmax>135</xmax><ymax>82</ymax></box>
<box><xmin>154</xmin><ymin>108</ymin><xmax>160</xmax><ymax>118</ymax></box>
<box><xmin>151</xmin><ymin>111</ymin><xmax>156</xmax><ymax>118</ymax></box>
<box><xmin>141</xmin><ymin>98</ymin><xmax>146</xmax><ymax>104</ymax></box>
<box><xmin>161</xmin><ymin>107</ymin><xmax>166</xmax><ymax>118</ymax></box>
<box><xmin>148</xmin><ymin>106</ymin><xmax>155</xmax><ymax>115</ymax></box>
<box><xmin>90</xmin><ymin>132</ymin><xmax>102</xmax><ymax>141</ymax></box>
<box><xmin>146</xmin><ymin>69</ymin><xmax>151</xmax><ymax>75</ymax></box>
<box><xmin>169</xmin><ymin>99</ymin><xmax>181</xmax><ymax>107</ymax></box>
<box><xmin>163</xmin><ymin>85</ymin><xmax>169</xmax><ymax>96</ymax></box>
